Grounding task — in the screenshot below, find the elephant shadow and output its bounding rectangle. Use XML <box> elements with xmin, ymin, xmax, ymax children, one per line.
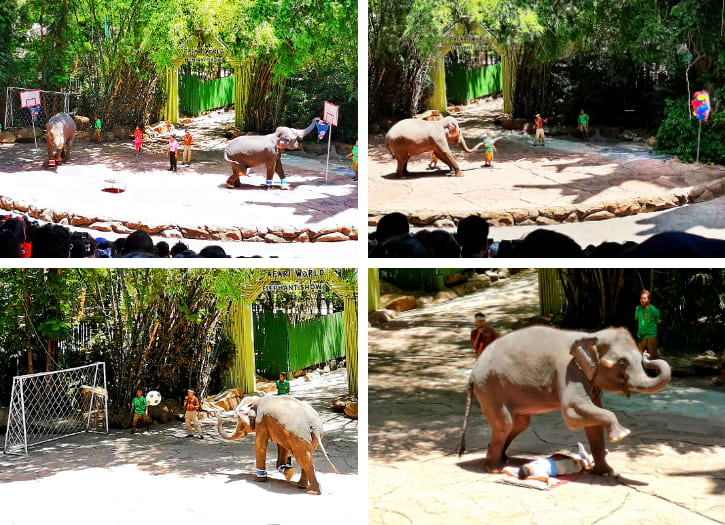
<box><xmin>380</xmin><ymin>166</ymin><xmax>480</xmax><ymax>180</ymax></box>
<box><xmin>223</xmin><ymin>472</ymin><xmax>308</xmax><ymax>494</ymax></box>
<box><xmin>217</xmin><ymin>182</ymin><xmax>289</xmax><ymax>191</ymax></box>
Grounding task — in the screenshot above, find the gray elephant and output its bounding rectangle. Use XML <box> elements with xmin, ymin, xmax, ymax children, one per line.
<box><xmin>385</xmin><ymin>116</ymin><xmax>484</xmax><ymax>178</ymax></box>
<box><xmin>458</xmin><ymin>326</ymin><xmax>671</xmax><ymax>476</ymax></box>
<box><xmin>223</xmin><ymin>118</ymin><xmax>319</xmax><ymax>190</ymax></box>
<box><xmin>46</xmin><ymin>112</ymin><xmax>77</xmax><ymax>167</ymax></box>
<box><xmin>217</xmin><ymin>394</ymin><xmax>337</xmax><ymax>495</ymax></box>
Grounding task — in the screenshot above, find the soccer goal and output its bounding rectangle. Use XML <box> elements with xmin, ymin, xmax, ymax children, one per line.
<box><xmin>3</xmin><ymin>362</ymin><xmax>109</xmax><ymax>456</ymax></box>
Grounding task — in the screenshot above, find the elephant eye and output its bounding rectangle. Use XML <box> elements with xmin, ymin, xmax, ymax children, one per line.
<box><xmin>618</xmin><ymin>358</ymin><xmax>628</xmax><ymax>367</ymax></box>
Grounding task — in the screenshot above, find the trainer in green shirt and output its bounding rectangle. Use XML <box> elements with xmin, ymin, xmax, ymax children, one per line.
<box><xmin>276</xmin><ymin>372</ymin><xmax>290</xmax><ymax>395</ymax></box>
<box><xmin>635</xmin><ymin>290</ymin><xmax>661</xmax><ymax>359</ymax></box>
<box><xmin>132</xmin><ymin>393</ymin><xmax>147</xmax><ymax>414</ymax></box>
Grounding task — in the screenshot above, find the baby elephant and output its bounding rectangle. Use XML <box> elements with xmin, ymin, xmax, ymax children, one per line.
<box><xmin>46</xmin><ymin>112</ymin><xmax>76</xmax><ymax>167</ymax></box>
<box><xmin>217</xmin><ymin>394</ymin><xmax>337</xmax><ymax>495</ymax></box>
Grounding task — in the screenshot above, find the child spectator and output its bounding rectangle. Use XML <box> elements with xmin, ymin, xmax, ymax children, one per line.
<box><xmin>133</xmin><ymin>126</ymin><xmax>143</xmax><ymax>155</ymax></box>
<box><xmin>482</xmin><ymin>131</ymin><xmax>497</xmax><ymax>167</ymax></box>
<box><xmin>168</xmin><ymin>135</ymin><xmax>179</xmax><ymax>172</ymax></box>
<box><xmin>470</xmin><ymin>312</ymin><xmax>498</xmax><ymax>356</ymax></box>
<box><xmin>346</xmin><ymin>139</ymin><xmax>358</xmax><ymax>181</ymax></box>
<box><xmin>182</xmin><ymin>130</ymin><xmax>193</xmax><ymax>165</ymax></box>
<box><xmin>130</xmin><ymin>389</ymin><xmax>147</xmax><ymax>434</ymax></box>
<box><xmin>94</xmin><ymin>115</ymin><xmax>102</xmax><ymax>143</ymax></box>
<box><xmin>276</xmin><ymin>372</ymin><xmax>290</xmax><ymax>395</ymax></box>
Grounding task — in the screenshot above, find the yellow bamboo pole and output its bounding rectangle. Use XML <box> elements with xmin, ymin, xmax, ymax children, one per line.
<box><xmin>368</xmin><ymin>268</ymin><xmax>380</xmax><ymax>312</ymax></box>
<box><xmin>343</xmin><ymin>295</ymin><xmax>358</xmax><ymax>395</ymax></box>
<box><xmin>428</xmin><ymin>53</ymin><xmax>448</xmax><ymax>112</ymax></box>
<box><xmin>228</xmin><ymin>299</ymin><xmax>256</xmax><ymax>393</ymax></box>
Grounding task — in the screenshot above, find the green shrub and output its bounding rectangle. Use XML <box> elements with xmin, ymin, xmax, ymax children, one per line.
<box><xmin>656</xmin><ymin>97</ymin><xmax>725</xmax><ymax>165</ymax></box>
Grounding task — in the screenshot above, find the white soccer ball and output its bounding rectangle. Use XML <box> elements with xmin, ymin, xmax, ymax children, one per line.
<box><xmin>146</xmin><ymin>390</ymin><xmax>162</xmax><ymax>406</ymax></box>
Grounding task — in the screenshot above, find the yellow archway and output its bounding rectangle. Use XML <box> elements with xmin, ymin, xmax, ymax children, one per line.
<box><xmin>161</xmin><ymin>32</ymin><xmax>250</xmax><ymax>128</ymax></box>
<box><xmin>226</xmin><ymin>269</ymin><xmax>358</xmax><ymax>395</ymax></box>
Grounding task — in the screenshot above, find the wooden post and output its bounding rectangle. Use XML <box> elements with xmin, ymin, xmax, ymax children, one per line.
<box><xmin>428</xmin><ymin>53</ymin><xmax>448</xmax><ymax>112</ymax></box>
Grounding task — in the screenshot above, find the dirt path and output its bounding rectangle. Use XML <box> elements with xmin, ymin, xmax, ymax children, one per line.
<box><xmin>369</xmin><ymin>271</ymin><xmax>725</xmax><ymax>524</ymax></box>
<box><xmin>368</xmin><ymin>99</ymin><xmax>725</xmax><ymax>231</ymax></box>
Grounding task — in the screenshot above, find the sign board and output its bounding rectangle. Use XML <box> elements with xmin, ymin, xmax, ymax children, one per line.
<box><xmin>263</xmin><ymin>282</ymin><xmax>327</xmax><ymax>292</ymax></box>
<box><xmin>20</xmin><ymin>90</ymin><xmax>41</xmax><ymax>108</ymax></box>
<box><xmin>323</xmin><ymin>101</ymin><xmax>339</xmax><ymax>127</ymax></box>
<box><xmin>30</xmin><ymin>106</ymin><xmax>41</xmax><ymax>121</ymax></box>
<box><xmin>263</xmin><ymin>269</ymin><xmax>328</xmax><ymax>281</ymax></box>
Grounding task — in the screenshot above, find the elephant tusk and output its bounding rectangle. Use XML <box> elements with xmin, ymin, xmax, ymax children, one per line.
<box><xmin>600</xmin><ymin>357</ymin><xmax>616</xmax><ymax>368</ymax></box>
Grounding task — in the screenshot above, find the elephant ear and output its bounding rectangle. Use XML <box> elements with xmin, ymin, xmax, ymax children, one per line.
<box><xmin>570</xmin><ymin>337</ymin><xmax>600</xmax><ymax>381</ymax></box>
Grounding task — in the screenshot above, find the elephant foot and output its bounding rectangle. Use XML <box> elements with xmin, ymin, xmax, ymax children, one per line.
<box><xmin>225</xmin><ymin>183</ymin><xmax>236</xmax><ymax>189</ymax></box>
<box><xmin>454</xmin><ymin>172</ymin><xmax>463</xmax><ymax>177</ymax></box>
<box><xmin>591</xmin><ymin>462</ymin><xmax>616</xmax><ymax>476</ymax></box>
<box><xmin>254</xmin><ymin>476</ymin><xmax>268</xmax><ymax>483</ymax></box>
<box><xmin>484</xmin><ymin>460</ymin><xmax>504</xmax><ymax>473</ymax></box>
<box><xmin>609</xmin><ymin>426</ymin><xmax>631</xmax><ymax>443</ymax></box>
<box><xmin>306</xmin><ymin>488</ymin><xmax>321</xmax><ymax>495</ymax></box>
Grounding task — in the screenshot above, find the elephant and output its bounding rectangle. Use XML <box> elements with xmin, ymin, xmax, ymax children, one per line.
<box><xmin>223</xmin><ymin>117</ymin><xmax>320</xmax><ymax>190</ymax></box>
<box><xmin>46</xmin><ymin>112</ymin><xmax>77</xmax><ymax>167</ymax></box>
<box><xmin>458</xmin><ymin>325</ymin><xmax>671</xmax><ymax>476</ymax></box>
<box><xmin>385</xmin><ymin>116</ymin><xmax>484</xmax><ymax>178</ymax></box>
<box><xmin>217</xmin><ymin>394</ymin><xmax>337</xmax><ymax>495</ymax></box>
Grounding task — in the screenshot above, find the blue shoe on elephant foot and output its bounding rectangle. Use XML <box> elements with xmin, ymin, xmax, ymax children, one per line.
<box><xmin>280</xmin><ymin>183</ymin><xmax>289</xmax><ymax>190</ymax></box>
<box><xmin>255</xmin><ymin>469</ymin><xmax>268</xmax><ymax>482</ymax></box>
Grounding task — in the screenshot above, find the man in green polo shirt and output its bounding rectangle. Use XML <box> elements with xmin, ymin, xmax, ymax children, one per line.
<box><xmin>635</xmin><ymin>290</ymin><xmax>662</xmax><ymax>359</ymax></box>
<box><xmin>578</xmin><ymin>109</ymin><xmax>590</xmax><ymax>141</ymax></box>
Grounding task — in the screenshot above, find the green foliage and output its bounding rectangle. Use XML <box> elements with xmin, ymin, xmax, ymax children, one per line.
<box><xmin>656</xmin><ymin>98</ymin><xmax>725</xmax><ymax>164</ymax></box>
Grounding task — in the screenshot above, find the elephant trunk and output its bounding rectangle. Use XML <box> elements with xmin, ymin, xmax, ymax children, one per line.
<box><xmin>298</xmin><ymin>117</ymin><xmax>321</xmax><ymax>138</ymax></box>
<box><xmin>630</xmin><ymin>357</ymin><xmax>671</xmax><ymax>395</ymax></box>
<box><xmin>217</xmin><ymin>415</ymin><xmax>248</xmax><ymax>441</ymax></box>
<box><xmin>457</xmin><ymin>133</ymin><xmax>485</xmax><ymax>153</ymax></box>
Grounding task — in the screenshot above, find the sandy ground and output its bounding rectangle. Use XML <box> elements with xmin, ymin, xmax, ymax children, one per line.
<box><xmin>0</xmin><ymin>368</ymin><xmax>359</xmax><ymax>525</ymax></box>
<box><xmin>0</xmin><ymin>110</ymin><xmax>358</xmax><ymax>257</ymax></box>
<box><xmin>369</xmin><ymin>271</ymin><xmax>725</xmax><ymax>524</ymax></box>
<box><xmin>368</xmin><ymin>99</ymin><xmax>725</xmax><ymax>239</ymax></box>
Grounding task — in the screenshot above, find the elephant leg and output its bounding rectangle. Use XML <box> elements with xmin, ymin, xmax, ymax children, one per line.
<box><xmin>585</xmin><ymin>425</ymin><xmax>614</xmax><ymax>476</ymax></box>
<box><xmin>254</xmin><ymin>431</ymin><xmax>269</xmax><ymax>482</ymax></box>
<box><xmin>395</xmin><ymin>154</ymin><xmax>410</xmax><ymax>178</ymax></box>
<box><xmin>226</xmin><ymin>161</ymin><xmax>247</xmax><ymax>188</ymax></box>
<box><xmin>434</xmin><ymin>148</ymin><xmax>461</xmax><ymax>177</ymax></box>
<box><xmin>501</xmin><ymin>414</ymin><xmax>530</xmax><ymax>461</ymax></box>
<box><xmin>294</xmin><ymin>447</ymin><xmax>320</xmax><ymax>495</ymax></box>
<box><xmin>563</xmin><ymin>402</ymin><xmax>630</xmax><ymax>443</ymax></box>
<box><xmin>276</xmin><ymin>444</ymin><xmax>292</xmax><ymax>469</ymax></box>
<box><xmin>274</xmin><ymin>156</ymin><xmax>289</xmax><ymax>189</ymax></box>
<box><xmin>481</xmin><ymin>405</ymin><xmax>512</xmax><ymax>473</ymax></box>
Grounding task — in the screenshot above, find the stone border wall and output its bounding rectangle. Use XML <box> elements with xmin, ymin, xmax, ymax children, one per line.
<box><xmin>0</xmin><ymin>196</ymin><xmax>357</xmax><ymax>243</ymax></box>
<box><xmin>369</xmin><ymin>176</ymin><xmax>725</xmax><ymax>228</ymax></box>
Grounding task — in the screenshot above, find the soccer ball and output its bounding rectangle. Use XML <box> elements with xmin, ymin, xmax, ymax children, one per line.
<box><xmin>146</xmin><ymin>390</ymin><xmax>162</xmax><ymax>406</ymax></box>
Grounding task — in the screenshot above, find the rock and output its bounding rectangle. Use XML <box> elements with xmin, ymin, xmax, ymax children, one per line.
<box><xmin>646</xmin><ymin>136</ymin><xmax>657</xmax><ymax>147</ymax></box>
<box><xmin>332</xmin><ymin>395</ymin><xmax>356</xmax><ymax>413</ymax></box>
<box><xmin>470</xmin><ymin>273</ymin><xmax>492</xmax><ymax>287</ymax></box>
<box><xmin>296</xmin><ymin>231</ymin><xmax>310</xmax><ymax>242</ymax></box>
<box><xmin>206</xmin><ymin>388</ymin><xmax>246</xmax><ymax>411</ymax></box>
<box><xmin>268</xmin><ymin>226</ymin><xmax>300</xmax><ymax>239</ymax></box>
<box><xmin>74</xmin><ymin>116</ymin><xmax>90</xmax><ymax>130</ymax></box>
<box><xmin>14</xmin><ymin>128</ymin><xmax>39</xmax><ymax>142</ymax></box>
<box><xmin>434</xmin><ymin>289</ymin><xmax>458</xmax><ymax>302</ymax></box>
<box><xmin>0</xmin><ymin>132</ymin><xmax>17</xmax><ymax>143</ymax></box>
<box><xmin>382</xmin><ymin>295</ymin><xmax>417</xmax><ymax>312</ymax></box>
<box><xmin>368</xmin><ymin>309</ymin><xmax>397</xmax><ymax>326</ymax></box>
<box><xmin>89</xmin><ymin>222</ymin><xmax>113</xmax><ymax>232</ymax></box>
<box><xmin>111</xmin><ymin>222</ymin><xmax>135</xmax><ymax>234</ymax></box>
<box><xmin>584</xmin><ymin>210</ymin><xmax>617</xmax><ymax>221</ymax></box>
<box><xmin>485</xmin><ymin>271</ymin><xmax>499</xmax><ymax>283</ymax></box>
<box><xmin>344</xmin><ymin>401</ymin><xmax>358</xmax><ymax>419</ymax></box>
<box><xmin>314</xmin><ymin>232</ymin><xmax>349</xmax><ymax>242</ymax></box>
<box><xmin>180</xmin><ymin>226</ymin><xmax>210</xmax><ymax>239</ymax></box>
<box><xmin>264</xmin><ymin>233</ymin><xmax>286</xmax><ymax>243</ymax></box>
<box><xmin>511</xmin><ymin>314</ymin><xmax>555</xmax><ymax>330</ymax></box>
<box><xmin>292</xmin><ymin>370</ymin><xmax>305</xmax><ymax>378</ymax></box>
<box><xmin>416</xmin><ymin>296</ymin><xmax>434</xmax><ymax>308</ymax></box>
<box><xmin>564</xmin><ymin>212</ymin><xmax>579</xmax><ymax>223</ymax></box>
<box><xmin>0</xmin><ymin>406</ymin><xmax>7</xmax><ymax>430</ymax></box>
<box><xmin>535</xmin><ymin>216</ymin><xmax>559</xmax><ymax>225</ymax></box>
<box><xmin>161</xmin><ymin>228</ymin><xmax>183</xmax><ymax>238</ymax></box>
<box><xmin>433</xmin><ymin>218</ymin><xmax>456</xmax><ymax>229</ymax></box>
<box><xmin>497</xmin><ymin>269</ymin><xmax>510</xmax><ymax>279</ymax></box>
<box><xmin>148</xmin><ymin>400</ymin><xmax>183</xmax><ymax>423</ymax></box>
<box><xmin>501</xmin><ymin>118</ymin><xmax>527</xmax><ymax>130</ymax></box>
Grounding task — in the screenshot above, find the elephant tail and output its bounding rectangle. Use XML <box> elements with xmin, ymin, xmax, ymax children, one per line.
<box><xmin>457</xmin><ymin>378</ymin><xmax>475</xmax><ymax>457</ymax></box>
<box><xmin>314</xmin><ymin>432</ymin><xmax>338</xmax><ymax>473</ymax></box>
<box><xmin>223</xmin><ymin>148</ymin><xmax>241</xmax><ymax>165</ymax></box>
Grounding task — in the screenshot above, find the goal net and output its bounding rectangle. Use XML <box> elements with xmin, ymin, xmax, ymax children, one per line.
<box><xmin>3</xmin><ymin>362</ymin><xmax>109</xmax><ymax>456</ymax></box>
<box><xmin>3</xmin><ymin>87</ymin><xmax>73</xmax><ymax>131</ymax></box>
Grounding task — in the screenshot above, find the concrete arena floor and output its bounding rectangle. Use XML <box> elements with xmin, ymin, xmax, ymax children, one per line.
<box><xmin>369</xmin><ymin>271</ymin><xmax>725</xmax><ymax>525</ymax></box>
<box><xmin>0</xmin><ymin>112</ymin><xmax>358</xmax><ymax>255</ymax></box>
<box><xmin>0</xmin><ymin>368</ymin><xmax>359</xmax><ymax>525</ymax></box>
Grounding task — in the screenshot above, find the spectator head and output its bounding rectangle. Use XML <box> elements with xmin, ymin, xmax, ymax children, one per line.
<box><xmin>94</xmin><ymin>238</ymin><xmax>113</xmax><ymax>258</ymax></box>
<box><xmin>171</xmin><ymin>241</ymin><xmax>189</xmax><ymax>257</ymax></box>
<box><xmin>456</xmin><ymin>216</ymin><xmax>490</xmax><ymax>257</ymax></box>
<box><xmin>375</xmin><ymin>212</ymin><xmax>409</xmax><ymax>243</ymax></box>
<box><xmin>70</xmin><ymin>232</ymin><xmax>97</xmax><ymax>258</ymax></box>
<box><xmin>113</xmin><ymin>237</ymin><xmax>126</xmax><ymax>257</ymax></box>
<box><xmin>155</xmin><ymin>241</ymin><xmax>170</xmax><ymax>258</ymax></box>
<box><xmin>31</xmin><ymin>224</ymin><xmax>72</xmax><ymax>258</ymax></box>
<box><xmin>415</xmin><ymin>229</ymin><xmax>460</xmax><ymax>258</ymax></box>
<box><xmin>122</xmin><ymin>230</ymin><xmax>155</xmax><ymax>257</ymax></box>
<box><xmin>0</xmin><ymin>217</ymin><xmax>26</xmax><ymax>258</ymax></box>
<box><xmin>620</xmin><ymin>231</ymin><xmax>725</xmax><ymax>258</ymax></box>
<box><xmin>199</xmin><ymin>245</ymin><xmax>229</xmax><ymax>258</ymax></box>
<box><xmin>369</xmin><ymin>233</ymin><xmax>429</xmax><ymax>257</ymax></box>
<box><xmin>511</xmin><ymin>229</ymin><xmax>584</xmax><ymax>258</ymax></box>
